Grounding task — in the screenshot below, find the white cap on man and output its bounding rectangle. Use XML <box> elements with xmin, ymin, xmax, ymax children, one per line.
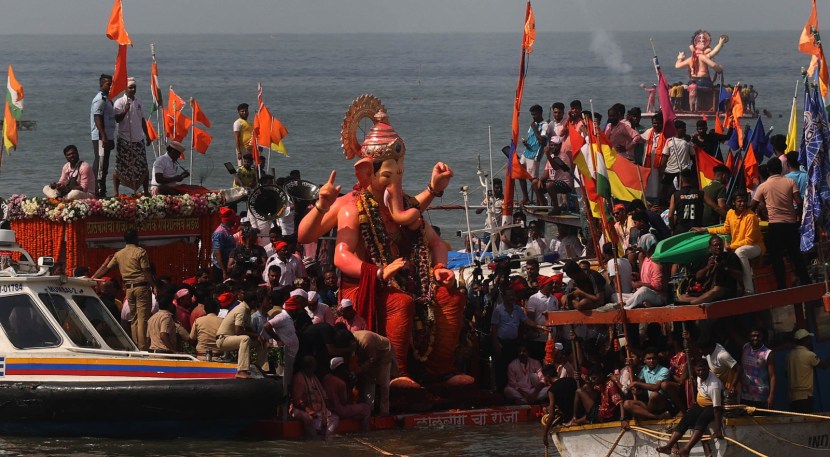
<box><xmin>330</xmin><ymin>357</ymin><xmax>345</xmax><ymax>371</ymax></box>
<box><xmin>340</xmin><ymin>298</ymin><xmax>353</xmax><ymax>309</ymax></box>
<box><xmin>307</xmin><ymin>291</ymin><xmax>319</xmax><ymax>305</ymax></box>
<box><xmin>289</xmin><ymin>289</ymin><xmax>308</xmax><ymax>300</ymax></box>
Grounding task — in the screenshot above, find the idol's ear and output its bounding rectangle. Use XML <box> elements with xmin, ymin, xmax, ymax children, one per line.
<box><xmin>354</xmin><ymin>158</ymin><xmax>374</xmax><ymax>188</ymax></box>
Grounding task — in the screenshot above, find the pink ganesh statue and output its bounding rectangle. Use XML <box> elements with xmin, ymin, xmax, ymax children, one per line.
<box><xmin>298</xmin><ymin>95</ymin><xmax>473</xmax><ymax>389</ymax></box>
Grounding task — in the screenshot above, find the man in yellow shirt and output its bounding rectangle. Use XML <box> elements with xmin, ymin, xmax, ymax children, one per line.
<box><xmin>692</xmin><ymin>192</ymin><xmax>764</xmax><ymax>294</ymax></box>
<box><xmin>233</xmin><ymin>103</ymin><xmax>253</xmax><ymax>165</ymax></box>
<box><xmin>787</xmin><ymin>329</ymin><xmax>830</xmax><ymax>413</ymax></box>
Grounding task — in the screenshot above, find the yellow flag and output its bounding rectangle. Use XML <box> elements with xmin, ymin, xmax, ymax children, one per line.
<box><xmin>786</xmin><ymin>96</ymin><xmax>798</xmax><ymax>153</ymax></box>
<box><xmin>271</xmin><ymin>140</ymin><xmax>288</xmax><ymax>157</ymax></box>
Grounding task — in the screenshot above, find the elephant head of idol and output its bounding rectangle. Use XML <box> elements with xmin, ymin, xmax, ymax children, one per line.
<box><xmin>342</xmin><ymin>95</ymin><xmax>421</xmax><ymax>227</ymax></box>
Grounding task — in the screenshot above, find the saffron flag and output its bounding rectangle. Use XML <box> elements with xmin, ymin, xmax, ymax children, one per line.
<box><xmin>3</xmin><ymin>65</ymin><xmax>23</xmax><ymax>151</ymax></box>
<box><xmin>3</xmin><ymin>101</ymin><xmax>16</xmax><ymax>151</ymax></box>
<box><xmin>714</xmin><ymin>112</ymin><xmax>725</xmax><ymax>135</ymax></box>
<box><xmin>743</xmin><ymin>126</ymin><xmax>760</xmax><ymax>189</ymax></box>
<box><xmin>522</xmin><ymin>4</ymin><xmax>536</xmax><ymax>54</ymax></box>
<box><xmin>725</xmin><ymin>85</ymin><xmax>744</xmax><ymax>148</ymax></box>
<box><xmin>800</xmin><ymin>82</ymin><xmax>830</xmax><ymax>250</ymax></box>
<box><xmin>168</xmin><ymin>87</ymin><xmax>184</xmax><ymax>113</ymax></box>
<box><xmin>255</xmin><ymin>83</ymin><xmax>289</xmax><ymax>156</ymax></box>
<box><xmin>800</xmin><ymin>0</ymin><xmax>829</xmax><ymax>97</ymax></box>
<box><xmin>145</xmin><ymin>118</ymin><xmax>158</xmax><ymax>143</ymax></box>
<box><xmin>150</xmin><ymin>60</ymin><xmax>163</xmax><ymax>114</ymax></box>
<box><xmin>503</xmin><ymin>1</ymin><xmax>534</xmax><ymax>216</ymax></box>
<box><xmin>192</xmin><ymin>126</ymin><xmax>212</xmax><ymax>154</ymax></box>
<box><xmin>105</xmin><ymin>0</ymin><xmax>131</xmax><ymax>46</ymax></box>
<box><xmin>166</xmin><ymin>110</ymin><xmax>191</xmax><ymax>143</ymax></box>
<box><xmin>696</xmin><ymin>146</ymin><xmax>725</xmax><ymax>189</ymax></box>
<box><xmin>725</xmin><ymin>149</ymin><xmax>735</xmax><ymax>171</ymax></box>
<box><xmin>108</xmin><ymin>44</ymin><xmax>128</xmax><ymax>100</ymax></box>
<box><xmin>191</xmin><ymin>98</ymin><xmax>211</xmax><ymax>128</ymax></box>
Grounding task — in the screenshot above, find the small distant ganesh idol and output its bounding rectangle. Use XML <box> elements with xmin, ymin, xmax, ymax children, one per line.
<box><xmin>298</xmin><ymin>95</ymin><xmax>471</xmax><ymax>388</ymax></box>
<box><xmin>675</xmin><ymin>29</ymin><xmax>729</xmax><ymax>88</ymax></box>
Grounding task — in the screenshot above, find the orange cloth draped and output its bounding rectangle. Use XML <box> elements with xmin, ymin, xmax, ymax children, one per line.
<box><xmin>341</xmin><ymin>276</ymin><xmax>414</xmax><ymax>378</ymax></box>
<box><xmin>424</xmin><ymin>285</ymin><xmax>466</xmax><ymax>378</ymax></box>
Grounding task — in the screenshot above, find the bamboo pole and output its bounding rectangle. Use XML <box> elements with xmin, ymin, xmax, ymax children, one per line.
<box><xmin>603</xmin><ymin>429</ymin><xmax>627</xmax><ymax>457</ymax></box>
<box><xmin>188</xmin><ymin>97</ymin><xmax>193</xmax><ymax>185</ymax></box>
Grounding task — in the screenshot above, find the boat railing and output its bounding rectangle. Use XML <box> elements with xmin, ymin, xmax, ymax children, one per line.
<box><xmin>65</xmin><ymin>346</ymin><xmax>198</xmax><ymax>361</ymax></box>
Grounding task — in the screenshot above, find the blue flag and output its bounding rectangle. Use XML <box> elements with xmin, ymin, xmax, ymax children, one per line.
<box><xmin>718</xmin><ymin>85</ymin><xmax>732</xmax><ymax>112</ymax></box>
<box><xmin>749</xmin><ymin>117</ymin><xmax>773</xmax><ymax>162</ymax></box>
<box><xmin>800</xmin><ymin>83</ymin><xmax>830</xmax><ymax>251</ymax></box>
<box><xmin>728</xmin><ymin>127</ymin><xmax>740</xmax><ymax>151</ymax></box>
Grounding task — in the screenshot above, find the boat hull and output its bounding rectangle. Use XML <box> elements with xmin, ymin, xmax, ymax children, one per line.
<box><xmin>553</xmin><ymin>414</ymin><xmax>830</xmax><ymax>457</ymax></box>
<box><xmin>0</xmin><ymin>378</ymin><xmax>283</xmax><ymax>438</ymax></box>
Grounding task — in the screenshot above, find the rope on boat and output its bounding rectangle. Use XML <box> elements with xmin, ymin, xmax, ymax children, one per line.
<box><xmin>627</xmin><ymin>425</ymin><xmax>710</xmax><ymax>444</ymax></box>
<box><xmin>748</xmin><ymin>416</ymin><xmax>830</xmax><ymax>452</ymax></box>
<box><xmin>723</xmin><ymin>436</ymin><xmax>769</xmax><ymax>457</ymax></box>
<box><xmin>351</xmin><ymin>436</ymin><xmax>411</xmax><ymax>457</ymax></box>
<box><xmin>725</xmin><ymin>404</ymin><xmax>830</xmax><ymax>421</ymax></box>
<box><xmin>603</xmin><ymin>429</ymin><xmax>628</xmax><ymax>457</ymax></box>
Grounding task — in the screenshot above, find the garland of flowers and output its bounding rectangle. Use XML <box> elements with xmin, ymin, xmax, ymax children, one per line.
<box><xmin>5</xmin><ymin>193</ymin><xmax>225</xmax><ymax>224</ymax></box>
<box><xmin>355</xmin><ymin>189</ymin><xmax>436</xmax><ymax>362</ymax></box>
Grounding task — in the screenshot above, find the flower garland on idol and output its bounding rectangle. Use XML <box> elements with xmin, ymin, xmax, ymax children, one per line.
<box><xmin>4</xmin><ymin>193</ymin><xmax>225</xmax><ymax>224</ymax></box>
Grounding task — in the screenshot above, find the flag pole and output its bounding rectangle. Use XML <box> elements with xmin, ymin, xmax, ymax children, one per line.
<box><xmin>188</xmin><ymin>97</ymin><xmax>194</xmax><ymax>184</ymax></box>
<box><xmin>170</xmin><ymin>85</ymin><xmax>176</xmax><ymax>144</ymax></box>
<box><xmin>150</xmin><ymin>43</ymin><xmax>161</xmax><ymax>158</ymax></box>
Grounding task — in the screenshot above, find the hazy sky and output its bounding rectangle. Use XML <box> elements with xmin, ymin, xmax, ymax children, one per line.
<box><xmin>0</xmin><ymin>0</ymin><xmax>815</xmax><ymax>34</ymax></box>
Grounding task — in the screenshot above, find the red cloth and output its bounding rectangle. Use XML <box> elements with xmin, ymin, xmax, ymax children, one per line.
<box><xmin>342</xmin><ymin>270</ymin><xmax>414</xmax><ymax>377</ymax></box>
<box><xmin>425</xmin><ymin>285</ymin><xmax>466</xmax><ymax>378</ymax></box>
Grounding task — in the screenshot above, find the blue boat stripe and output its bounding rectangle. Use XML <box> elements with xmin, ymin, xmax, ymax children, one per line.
<box><xmin>7</xmin><ymin>363</ymin><xmax>235</xmax><ymax>373</ymax></box>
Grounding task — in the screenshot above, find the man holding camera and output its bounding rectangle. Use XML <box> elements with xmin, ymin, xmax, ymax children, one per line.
<box><xmin>677</xmin><ymin>235</ymin><xmax>742</xmax><ymax>305</ymax></box>
<box><xmin>228</xmin><ymin>226</ymin><xmax>267</xmax><ymax>280</ymax></box>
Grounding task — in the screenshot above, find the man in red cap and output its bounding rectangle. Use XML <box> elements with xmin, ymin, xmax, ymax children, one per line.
<box><xmin>525</xmin><ymin>275</ymin><xmax>559</xmax><ymax>361</ymax></box>
<box><xmin>211</xmin><ymin>207</ymin><xmax>238</xmax><ymax>281</ymax></box>
<box><xmin>265</xmin><ymin>295</ymin><xmax>302</xmax><ymax>392</ymax></box>
<box><xmin>262</xmin><ymin>240</ymin><xmax>306</xmax><ymax>287</ymax></box>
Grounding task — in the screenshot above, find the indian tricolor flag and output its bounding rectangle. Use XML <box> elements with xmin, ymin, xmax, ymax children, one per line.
<box><xmin>3</xmin><ymin>65</ymin><xmax>23</xmax><ymax>151</ymax></box>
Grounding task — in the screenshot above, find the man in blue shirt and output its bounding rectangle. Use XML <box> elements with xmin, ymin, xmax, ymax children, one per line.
<box><xmin>211</xmin><ymin>207</ymin><xmax>238</xmax><ymax>281</ymax></box>
<box><xmin>519</xmin><ymin>104</ymin><xmax>547</xmax><ymax>205</ymax></box>
<box><xmin>785</xmin><ymin>152</ymin><xmax>807</xmax><ymax>197</ymax></box>
<box><xmin>90</xmin><ymin>74</ymin><xmax>117</xmax><ymax>198</ymax></box>
<box><xmin>623</xmin><ymin>347</ymin><xmax>683</xmax><ymax>419</ymax></box>
<box><xmin>491</xmin><ymin>288</ymin><xmax>541</xmax><ymax>391</ymax></box>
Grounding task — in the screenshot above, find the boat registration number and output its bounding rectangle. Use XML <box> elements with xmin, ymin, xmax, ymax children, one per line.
<box><xmin>0</xmin><ymin>284</ymin><xmax>23</xmax><ymax>294</ymax></box>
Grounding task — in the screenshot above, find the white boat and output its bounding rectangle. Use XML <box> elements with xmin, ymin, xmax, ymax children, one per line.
<box><xmin>552</xmin><ymin>413</ymin><xmax>830</xmax><ymax>456</ymax></box>
<box><xmin>0</xmin><ymin>226</ymin><xmax>282</xmax><ymax>438</ymax></box>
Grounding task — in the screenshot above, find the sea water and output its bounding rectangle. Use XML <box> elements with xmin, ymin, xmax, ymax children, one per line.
<box><xmin>0</xmin><ymin>31</ymin><xmax>804</xmax><ymax>239</ymax></box>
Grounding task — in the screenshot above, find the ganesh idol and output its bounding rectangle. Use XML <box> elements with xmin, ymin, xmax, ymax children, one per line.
<box><xmin>675</xmin><ymin>29</ymin><xmax>729</xmax><ymax>88</ymax></box>
<box><xmin>298</xmin><ymin>95</ymin><xmax>471</xmax><ymax>389</ymax></box>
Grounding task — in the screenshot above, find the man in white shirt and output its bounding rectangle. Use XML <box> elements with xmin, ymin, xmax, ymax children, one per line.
<box><xmin>525</xmin><ymin>275</ymin><xmax>559</xmax><ymax>361</ymax></box>
<box><xmin>262</xmin><ymin>240</ymin><xmax>306</xmax><ymax>285</ymax></box>
<box><xmin>661</xmin><ymin>120</ymin><xmax>694</xmax><ymax>204</ymax></box>
<box><xmin>113</xmin><ymin>77</ymin><xmax>151</xmax><ymax>195</ymax></box>
<box><xmin>603</xmin><ymin>242</ymin><xmax>632</xmax><ymax>293</ymax></box>
<box><xmin>150</xmin><ymin>141</ymin><xmax>189</xmax><ymax>195</ymax></box>
<box><xmin>657</xmin><ymin>359</ymin><xmax>723</xmax><ymax>456</ymax></box>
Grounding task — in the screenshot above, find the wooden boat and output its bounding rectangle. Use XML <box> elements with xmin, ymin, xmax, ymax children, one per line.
<box><xmin>0</xmin><ymin>227</ymin><xmax>283</xmax><ymax>438</ymax></box>
<box><xmin>543</xmin><ymin>282</ymin><xmax>830</xmax><ymax>456</ymax></box>
<box><xmin>552</xmin><ymin>413</ymin><xmax>830</xmax><ymax>456</ymax></box>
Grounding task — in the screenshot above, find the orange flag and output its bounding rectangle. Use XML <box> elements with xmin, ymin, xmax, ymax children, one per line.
<box><xmin>108</xmin><ymin>44</ymin><xmax>128</xmax><ymax>100</ymax></box>
<box><xmin>725</xmin><ymin>149</ymin><xmax>735</xmax><ymax>172</ymax></box>
<box><xmin>192</xmin><ymin>126</ymin><xmax>212</xmax><ymax>154</ymax></box>
<box><xmin>168</xmin><ymin>87</ymin><xmax>184</xmax><ymax>113</ymax></box>
<box><xmin>173</xmin><ymin>112</ymin><xmax>192</xmax><ymax>143</ymax></box>
<box><xmin>191</xmin><ymin>98</ymin><xmax>211</xmax><ymax>128</ymax></box>
<box><xmin>743</xmin><ymin>149</ymin><xmax>759</xmax><ymax>189</ymax></box>
<box><xmin>522</xmin><ymin>4</ymin><xmax>536</xmax><ymax>54</ymax></box>
<box><xmin>715</xmin><ymin>113</ymin><xmax>724</xmax><ymax>135</ymax></box>
<box><xmin>270</xmin><ymin>116</ymin><xmax>288</xmax><ymax>145</ymax></box>
<box><xmin>106</xmin><ymin>0</ymin><xmax>131</xmax><ymax>45</ymax></box>
<box><xmin>3</xmin><ymin>101</ymin><xmax>17</xmax><ymax>151</ymax></box>
<box><xmin>145</xmin><ymin>118</ymin><xmax>158</xmax><ymax>142</ymax></box>
<box><xmin>254</xmin><ymin>104</ymin><xmax>272</xmax><ymax>148</ymax></box>
<box><xmin>800</xmin><ymin>0</ymin><xmax>821</xmax><ymax>55</ymax></box>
